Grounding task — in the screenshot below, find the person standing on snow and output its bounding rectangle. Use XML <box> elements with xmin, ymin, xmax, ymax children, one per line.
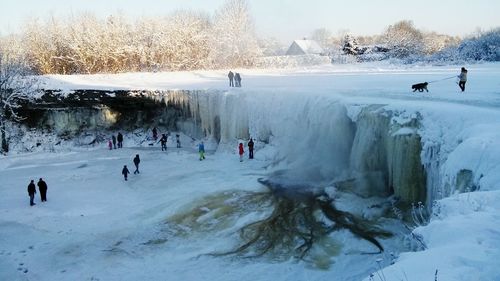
<box><xmin>133</xmin><ymin>154</ymin><xmax>140</xmax><ymax>174</ymax></box>
<box><xmin>37</xmin><ymin>178</ymin><xmax>48</xmax><ymax>202</ymax></box>
<box><xmin>458</xmin><ymin>67</ymin><xmax>468</xmax><ymax>92</ymax></box>
<box><xmin>198</xmin><ymin>141</ymin><xmax>205</xmax><ymax>161</ymax></box>
<box><xmin>176</xmin><ymin>134</ymin><xmax>181</xmax><ymax>148</ymax></box>
<box><xmin>247</xmin><ymin>138</ymin><xmax>254</xmax><ymax>159</ymax></box>
<box><xmin>112</xmin><ymin>135</ymin><xmax>117</xmax><ymax>149</ymax></box>
<box><xmin>228</xmin><ymin>71</ymin><xmax>234</xmax><ymax>87</ymax></box>
<box><xmin>27</xmin><ymin>180</ymin><xmax>36</xmax><ymax>206</ymax></box>
<box><xmin>238</xmin><ymin>143</ymin><xmax>244</xmax><ymax>162</ymax></box>
<box><xmin>117</xmin><ymin>132</ymin><xmax>124</xmax><ymax>148</ymax></box>
<box><xmin>122</xmin><ymin>165</ymin><xmax>130</xmax><ymax>181</ymax></box>
<box><xmin>235</xmin><ymin>73</ymin><xmax>242</xmax><ymax>87</ymax></box>
<box><xmin>108</xmin><ymin>139</ymin><xmax>113</xmax><ymax>150</ymax></box>
<box><xmin>152</xmin><ymin>127</ymin><xmax>158</xmax><ymax>141</ymax></box>
<box><xmin>159</xmin><ymin>134</ymin><xmax>168</xmax><ymax>151</ymax></box>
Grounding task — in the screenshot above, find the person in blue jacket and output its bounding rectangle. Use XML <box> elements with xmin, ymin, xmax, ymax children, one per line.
<box><xmin>198</xmin><ymin>142</ymin><xmax>205</xmax><ymax>161</ymax></box>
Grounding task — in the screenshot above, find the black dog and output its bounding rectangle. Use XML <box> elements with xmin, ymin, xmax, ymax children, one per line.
<box><xmin>412</xmin><ymin>82</ymin><xmax>429</xmax><ymax>92</ymax></box>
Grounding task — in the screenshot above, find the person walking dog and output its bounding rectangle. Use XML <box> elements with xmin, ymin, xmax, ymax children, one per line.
<box><xmin>458</xmin><ymin>67</ymin><xmax>468</xmax><ymax>92</ymax></box>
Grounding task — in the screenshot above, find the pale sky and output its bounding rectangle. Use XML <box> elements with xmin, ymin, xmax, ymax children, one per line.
<box><xmin>1</xmin><ymin>0</ymin><xmax>499</xmax><ymax>42</ymax></box>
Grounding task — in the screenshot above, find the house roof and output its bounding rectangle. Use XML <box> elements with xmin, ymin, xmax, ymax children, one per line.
<box><xmin>287</xmin><ymin>39</ymin><xmax>324</xmax><ymax>55</ymax></box>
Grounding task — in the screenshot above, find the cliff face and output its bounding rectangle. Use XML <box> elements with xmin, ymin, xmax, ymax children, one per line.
<box><xmin>18</xmin><ymin>90</ymin><xmax>183</xmax><ymax>134</ymax></box>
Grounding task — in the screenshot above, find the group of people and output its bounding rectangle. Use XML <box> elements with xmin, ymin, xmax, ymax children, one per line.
<box><xmin>27</xmin><ymin>178</ymin><xmax>48</xmax><ymax>206</ymax></box>
<box><xmin>238</xmin><ymin>138</ymin><xmax>254</xmax><ymax>162</ymax></box>
<box><xmin>119</xmin><ymin>128</ymin><xmax>183</xmax><ymax>181</ymax></box>
<box><xmin>108</xmin><ymin>132</ymin><xmax>124</xmax><ymax>150</ymax></box>
<box><xmin>121</xmin><ymin>154</ymin><xmax>141</xmax><ymax>181</ymax></box>
<box><xmin>228</xmin><ymin>71</ymin><xmax>242</xmax><ymax>87</ymax></box>
<box><xmin>198</xmin><ymin>137</ymin><xmax>255</xmax><ymax>163</ymax></box>
<box><xmin>154</xmin><ymin>129</ymin><xmax>181</xmax><ymax>151</ymax></box>
<box><xmin>25</xmin><ymin>136</ymin><xmax>257</xmax><ymax>199</ymax></box>
<box><xmin>109</xmin><ymin>128</ymin><xmax>182</xmax><ymax>155</ymax></box>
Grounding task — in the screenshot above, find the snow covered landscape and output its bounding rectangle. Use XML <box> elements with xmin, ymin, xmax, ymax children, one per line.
<box><xmin>1</xmin><ymin>0</ymin><xmax>500</xmax><ymax>280</ymax></box>
<box><xmin>1</xmin><ymin>62</ymin><xmax>500</xmax><ymax>281</ymax></box>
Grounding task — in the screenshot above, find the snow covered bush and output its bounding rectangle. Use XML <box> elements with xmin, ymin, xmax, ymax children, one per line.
<box><xmin>429</xmin><ymin>28</ymin><xmax>500</xmax><ymax>62</ymax></box>
<box><xmin>20</xmin><ymin>12</ymin><xmax>215</xmax><ymax>74</ymax></box>
<box><xmin>332</xmin><ymin>21</ymin><xmax>459</xmax><ymax>64</ymax></box>
<box><xmin>10</xmin><ymin>0</ymin><xmax>261</xmax><ymax>74</ymax></box>
<box><xmin>456</xmin><ymin>28</ymin><xmax>500</xmax><ymax>61</ymax></box>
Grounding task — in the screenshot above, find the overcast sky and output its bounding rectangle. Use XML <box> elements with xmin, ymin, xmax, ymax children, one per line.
<box><xmin>1</xmin><ymin>0</ymin><xmax>499</xmax><ymax>42</ymax></box>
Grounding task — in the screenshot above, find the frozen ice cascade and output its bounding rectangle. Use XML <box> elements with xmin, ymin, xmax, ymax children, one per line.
<box><xmin>165</xmin><ymin>90</ymin><xmax>437</xmax><ymax>206</ymax></box>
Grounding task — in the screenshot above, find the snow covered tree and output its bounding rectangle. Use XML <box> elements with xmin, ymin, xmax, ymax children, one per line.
<box><xmin>0</xmin><ymin>49</ymin><xmax>35</xmax><ymax>152</ymax></box>
<box><xmin>383</xmin><ymin>20</ymin><xmax>424</xmax><ymax>58</ymax></box>
<box><xmin>342</xmin><ymin>34</ymin><xmax>359</xmax><ymax>55</ymax></box>
<box><xmin>209</xmin><ymin>0</ymin><xmax>261</xmax><ymax>68</ymax></box>
<box><xmin>422</xmin><ymin>32</ymin><xmax>460</xmax><ymax>55</ymax></box>
<box><xmin>258</xmin><ymin>37</ymin><xmax>286</xmax><ymax>56</ymax></box>
<box><xmin>162</xmin><ymin>11</ymin><xmax>212</xmax><ymax>70</ymax></box>
<box><xmin>457</xmin><ymin>28</ymin><xmax>500</xmax><ymax>61</ymax></box>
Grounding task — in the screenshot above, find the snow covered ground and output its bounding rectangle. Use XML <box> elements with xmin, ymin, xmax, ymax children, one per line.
<box><xmin>2</xmin><ymin>62</ymin><xmax>500</xmax><ymax>281</ymax></box>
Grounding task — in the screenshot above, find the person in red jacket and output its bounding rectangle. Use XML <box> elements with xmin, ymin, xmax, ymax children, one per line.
<box><xmin>238</xmin><ymin>143</ymin><xmax>244</xmax><ymax>162</ymax></box>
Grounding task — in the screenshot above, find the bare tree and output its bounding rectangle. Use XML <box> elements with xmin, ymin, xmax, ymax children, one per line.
<box><xmin>0</xmin><ymin>48</ymin><xmax>36</xmax><ymax>152</ymax></box>
<box><xmin>311</xmin><ymin>28</ymin><xmax>333</xmax><ymax>50</ymax></box>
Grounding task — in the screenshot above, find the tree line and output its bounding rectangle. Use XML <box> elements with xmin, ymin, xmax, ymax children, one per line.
<box><xmin>0</xmin><ymin>0</ymin><xmax>260</xmax><ymax>75</ymax></box>
<box><xmin>1</xmin><ymin>2</ymin><xmax>499</xmax><ymax>75</ymax></box>
<box><xmin>313</xmin><ymin>20</ymin><xmax>499</xmax><ymax>63</ymax></box>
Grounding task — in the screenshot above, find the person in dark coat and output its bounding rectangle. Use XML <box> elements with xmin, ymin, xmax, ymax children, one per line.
<box><xmin>176</xmin><ymin>134</ymin><xmax>181</xmax><ymax>148</ymax></box>
<box><xmin>133</xmin><ymin>154</ymin><xmax>140</xmax><ymax>174</ymax></box>
<box><xmin>159</xmin><ymin>134</ymin><xmax>168</xmax><ymax>151</ymax></box>
<box><xmin>108</xmin><ymin>139</ymin><xmax>113</xmax><ymax>150</ymax></box>
<box><xmin>235</xmin><ymin>73</ymin><xmax>242</xmax><ymax>87</ymax></box>
<box><xmin>112</xmin><ymin>135</ymin><xmax>117</xmax><ymax>149</ymax></box>
<box><xmin>37</xmin><ymin>178</ymin><xmax>48</xmax><ymax>202</ymax></box>
<box><xmin>27</xmin><ymin>180</ymin><xmax>36</xmax><ymax>206</ymax></box>
<box><xmin>228</xmin><ymin>71</ymin><xmax>234</xmax><ymax>87</ymax></box>
<box><xmin>152</xmin><ymin>127</ymin><xmax>158</xmax><ymax>141</ymax></box>
<box><xmin>247</xmin><ymin>138</ymin><xmax>254</xmax><ymax>159</ymax></box>
<box><xmin>117</xmin><ymin>132</ymin><xmax>124</xmax><ymax>148</ymax></box>
<box><xmin>122</xmin><ymin>165</ymin><xmax>130</xmax><ymax>181</ymax></box>
<box><xmin>458</xmin><ymin>67</ymin><xmax>468</xmax><ymax>92</ymax></box>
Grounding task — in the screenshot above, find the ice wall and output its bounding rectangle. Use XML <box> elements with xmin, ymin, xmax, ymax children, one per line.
<box><xmin>168</xmin><ymin>90</ymin><xmax>427</xmax><ymax>204</ymax></box>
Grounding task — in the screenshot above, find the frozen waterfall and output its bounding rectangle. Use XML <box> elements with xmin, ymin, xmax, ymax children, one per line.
<box><xmin>167</xmin><ymin>90</ymin><xmax>428</xmax><ymax>205</ymax></box>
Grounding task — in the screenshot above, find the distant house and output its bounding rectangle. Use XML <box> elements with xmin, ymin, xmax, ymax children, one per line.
<box><xmin>286</xmin><ymin>39</ymin><xmax>324</xmax><ymax>56</ymax></box>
